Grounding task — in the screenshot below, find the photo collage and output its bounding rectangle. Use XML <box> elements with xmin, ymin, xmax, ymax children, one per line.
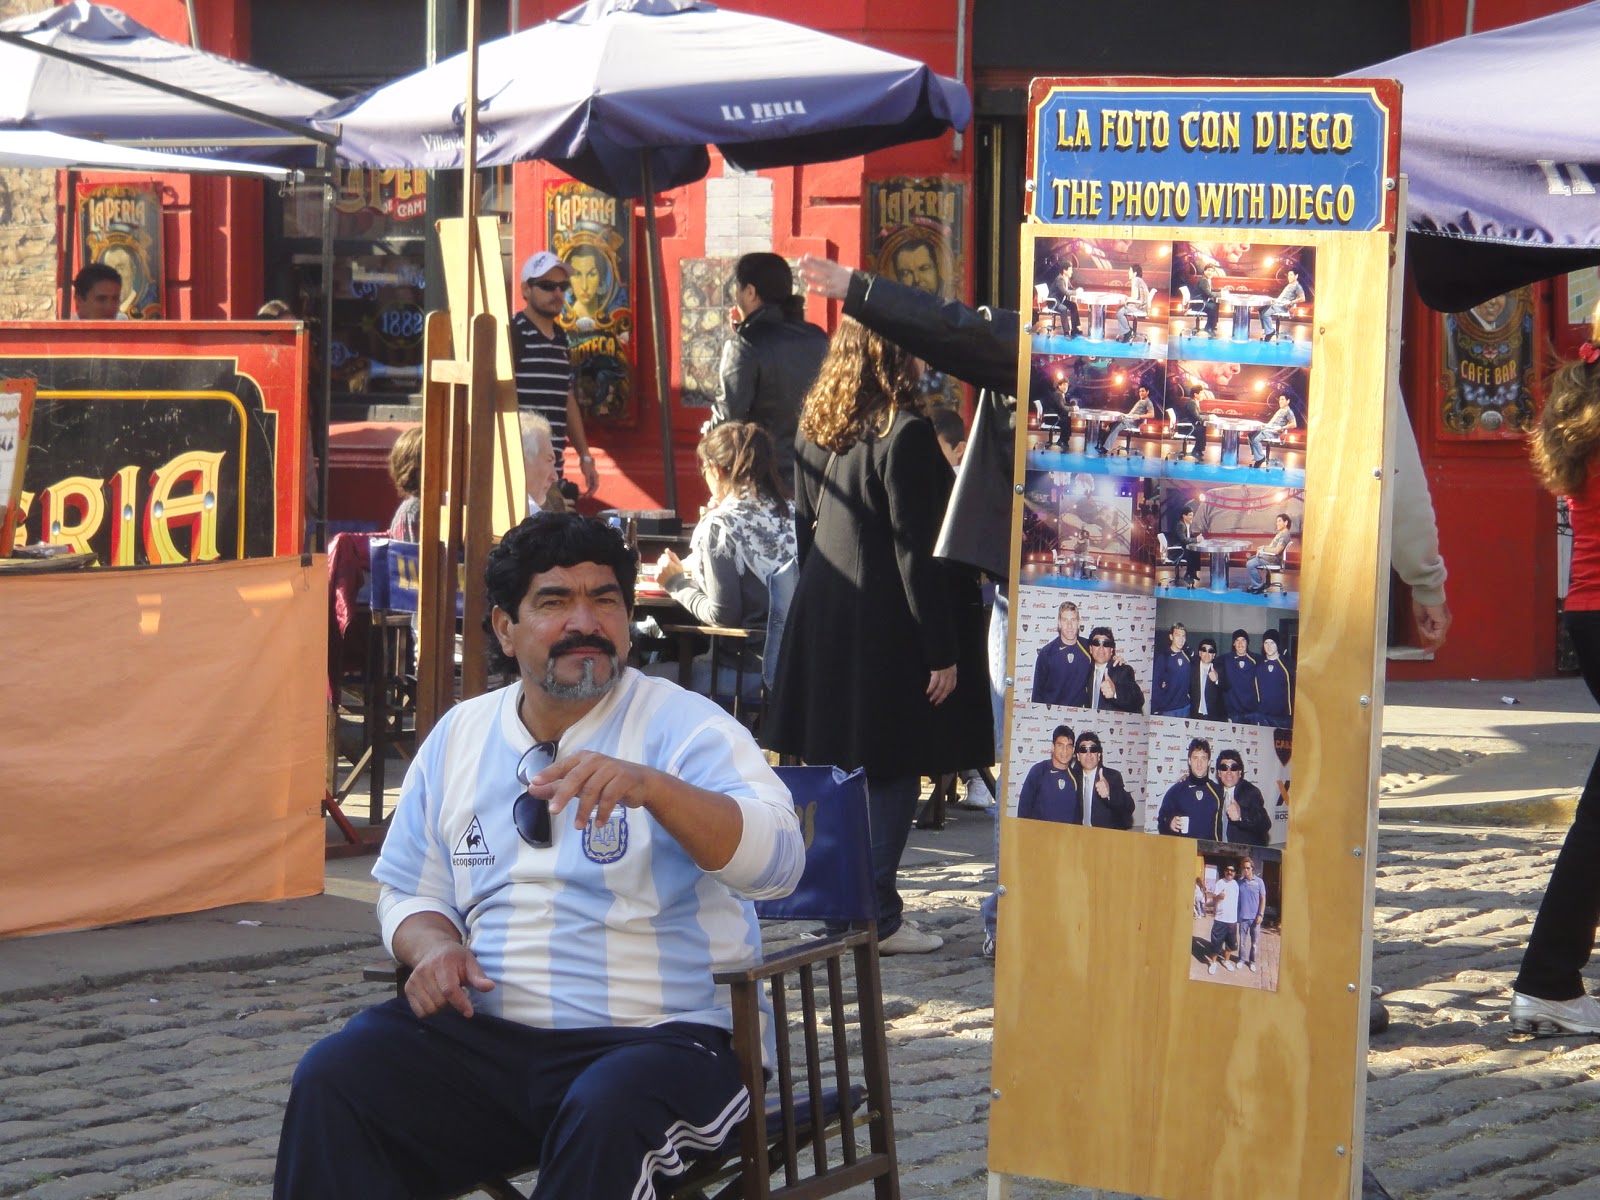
<box><xmin>1009</xmin><ymin>235</ymin><xmax>1312</xmax><ymax>992</ymax></box>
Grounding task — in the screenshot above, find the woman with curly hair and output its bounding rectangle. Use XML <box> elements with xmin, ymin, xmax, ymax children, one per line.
<box><xmin>1511</xmin><ymin>329</ymin><xmax>1600</xmax><ymax>1035</ymax></box>
<box><xmin>762</xmin><ymin>319</ymin><xmax>993</xmax><ymax>955</ymax></box>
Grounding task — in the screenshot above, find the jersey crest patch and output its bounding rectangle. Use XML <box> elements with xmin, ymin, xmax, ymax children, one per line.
<box><xmin>583</xmin><ymin>810</ymin><xmax>630</xmax><ymax>864</ymax></box>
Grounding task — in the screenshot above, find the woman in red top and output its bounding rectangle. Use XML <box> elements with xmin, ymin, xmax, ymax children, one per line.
<box><xmin>1512</xmin><ymin>333</ymin><xmax>1600</xmax><ymax>1035</ymax></box>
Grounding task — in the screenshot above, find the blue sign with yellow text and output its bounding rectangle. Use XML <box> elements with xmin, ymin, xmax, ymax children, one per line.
<box><xmin>1029</xmin><ymin>82</ymin><xmax>1396</xmax><ymax>232</ymax></box>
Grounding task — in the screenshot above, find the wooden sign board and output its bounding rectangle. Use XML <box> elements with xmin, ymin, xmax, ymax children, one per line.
<box><xmin>989</xmin><ymin>78</ymin><xmax>1401</xmax><ymax>1200</ymax></box>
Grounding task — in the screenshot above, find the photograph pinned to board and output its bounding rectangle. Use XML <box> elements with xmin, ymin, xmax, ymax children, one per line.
<box><xmin>1188</xmin><ymin>842</ymin><xmax>1283</xmax><ymax>992</ymax></box>
<box><xmin>1018</xmin><ymin>468</ymin><xmax>1159</xmax><ymax>593</ymax></box>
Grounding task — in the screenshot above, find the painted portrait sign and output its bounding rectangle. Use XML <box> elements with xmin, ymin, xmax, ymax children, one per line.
<box><xmin>545</xmin><ymin>181</ymin><xmax>633</xmax><ymax>420</ymax></box>
<box><xmin>866</xmin><ymin>176</ymin><xmax>966</xmax><ymax>405</ymax></box>
<box><xmin>1440</xmin><ymin>286</ymin><xmax>1537</xmax><ymax>439</ymax></box>
<box><xmin>76</xmin><ymin>183</ymin><xmax>164</xmax><ymax>320</ymax></box>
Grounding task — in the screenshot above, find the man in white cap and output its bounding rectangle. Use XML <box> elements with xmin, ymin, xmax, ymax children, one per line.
<box><xmin>511</xmin><ymin>250</ymin><xmax>600</xmax><ymax>497</ymax></box>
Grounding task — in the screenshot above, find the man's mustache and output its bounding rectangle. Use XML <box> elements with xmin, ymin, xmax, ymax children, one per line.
<box><xmin>549</xmin><ymin>633</ymin><xmax>618</xmax><ymax>658</ymax></box>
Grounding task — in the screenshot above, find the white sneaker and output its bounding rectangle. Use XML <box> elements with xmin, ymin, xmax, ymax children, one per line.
<box><xmin>1222</xmin><ymin>960</ymin><xmax>1237</xmax><ymax>972</ymax></box>
<box><xmin>1510</xmin><ymin>991</ymin><xmax>1600</xmax><ymax>1036</ymax></box>
<box><xmin>1207</xmin><ymin>961</ymin><xmax>1218</xmax><ymax>975</ymax></box>
<box><xmin>955</xmin><ymin>770</ymin><xmax>996</xmax><ymax>811</ymax></box>
<box><xmin>878</xmin><ymin>923</ymin><xmax>943</xmax><ymax>956</ymax></box>
<box><xmin>1248</xmin><ymin>962</ymin><xmax>1259</xmax><ymax>973</ymax></box>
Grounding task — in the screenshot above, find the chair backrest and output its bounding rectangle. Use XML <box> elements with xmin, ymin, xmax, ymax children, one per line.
<box><xmin>1165</xmin><ymin>406</ymin><xmax>1177</xmax><ymax>427</ymax></box>
<box><xmin>762</xmin><ymin>556</ymin><xmax>799</xmax><ymax>692</ymax></box>
<box><xmin>1157</xmin><ymin>531</ymin><xmax>1172</xmax><ymax>559</ymax></box>
<box><xmin>756</xmin><ymin>765</ymin><xmax>875</xmax><ymax>924</ymax></box>
<box><xmin>1179</xmin><ymin>284</ymin><xmax>1191</xmax><ymax>305</ymax></box>
<box><xmin>1034</xmin><ymin>282</ymin><xmax>1050</xmax><ymax>304</ymax></box>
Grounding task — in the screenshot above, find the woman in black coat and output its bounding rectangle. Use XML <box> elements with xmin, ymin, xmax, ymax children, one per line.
<box><xmin>762</xmin><ymin>319</ymin><xmax>993</xmax><ymax>954</ymax></box>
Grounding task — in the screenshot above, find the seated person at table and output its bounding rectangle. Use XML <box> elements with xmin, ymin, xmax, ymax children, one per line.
<box><xmin>521</xmin><ymin>411</ymin><xmax>568</xmax><ymax>515</ymax></box>
<box><xmin>1172</xmin><ymin>385</ymin><xmax>1211</xmax><ymax>460</ymax></box>
<box><xmin>273</xmin><ymin>512</ymin><xmax>805</xmax><ymax>1200</ymax></box>
<box><xmin>1259</xmin><ymin>268</ymin><xmax>1306</xmax><ymax>339</ymax></box>
<box><xmin>1190</xmin><ymin>264</ymin><xmax>1228</xmax><ymax>337</ymax></box>
<box><xmin>1116</xmin><ymin>263</ymin><xmax>1152</xmax><ymax>342</ymax></box>
<box><xmin>387</xmin><ymin>426</ymin><xmax>423</xmax><ymax>541</ymax></box>
<box><xmin>1250</xmin><ymin>392</ymin><xmax>1299</xmax><ymax>467</ymax></box>
<box><xmin>1100</xmin><ymin>383</ymin><xmax>1157</xmax><ymax>454</ymax></box>
<box><xmin>1245</xmin><ymin>513</ymin><xmax>1293</xmax><ymax>593</ymax></box>
<box><xmin>1164</xmin><ymin>503</ymin><xmax>1202</xmax><ymax>585</ymax></box>
<box><xmin>1032</xmin><ymin>600</ymin><xmax>1093</xmax><ymax>707</ymax></box>
<box><xmin>648</xmin><ymin>422</ymin><xmax>797</xmax><ymax>701</ymax></box>
<box><xmin>1045</xmin><ymin>262</ymin><xmax>1082</xmax><ymax>338</ymax></box>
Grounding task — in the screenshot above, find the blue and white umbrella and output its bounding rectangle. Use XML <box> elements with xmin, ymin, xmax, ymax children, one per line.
<box><xmin>0</xmin><ymin>2</ymin><xmax>333</xmax><ymax>163</ymax></box>
<box><xmin>318</xmin><ymin>0</ymin><xmax>971</xmax><ymax>511</ymax></box>
<box><xmin>1356</xmin><ymin>4</ymin><xmax>1600</xmax><ymax>310</ymax></box>
<box><xmin>317</xmin><ymin>0</ymin><xmax>971</xmax><ymax>196</ymax></box>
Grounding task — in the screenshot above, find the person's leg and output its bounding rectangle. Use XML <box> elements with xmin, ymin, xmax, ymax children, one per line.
<box><xmin>1514</xmin><ymin>610</ymin><xmax>1600</xmax><ymax>1001</ymax></box>
<box><xmin>1260</xmin><ymin>307</ymin><xmax>1277</xmax><ymax>337</ymax></box>
<box><xmin>275</xmin><ymin>999</ymin><xmax>550</xmax><ymax>1199</ymax></box>
<box><xmin>1246</xmin><ymin>555</ymin><xmax>1265</xmax><ymax>589</ymax></box>
<box><xmin>1250</xmin><ymin>431</ymin><xmax>1267</xmax><ymax>464</ymax></box>
<box><xmin>530</xmin><ymin>1024</ymin><xmax>744</xmax><ymax>1200</ymax></box>
<box><xmin>1065</xmin><ymin>298</ymin><xmax>1081</xmax><ymax>337</ymax></box>
<box><xmin>1116</xmin><ymin>305</ymin><xmax>1132</xmax><ymax>338</ymax></box>
<box><xmin>865</xmin><ymin>773</ymin><xmax>922</xmax><ymax>938</ymax></box>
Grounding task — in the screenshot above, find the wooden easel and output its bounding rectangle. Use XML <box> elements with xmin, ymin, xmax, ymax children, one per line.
<box><xmin>414</xmin><ymin>215</ymin><xmax>526</xmax><ymax>739</ymax></box>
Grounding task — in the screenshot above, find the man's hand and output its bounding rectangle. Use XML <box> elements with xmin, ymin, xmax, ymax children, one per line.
<box><xmin>531</xmin><ymin>750</ymin><xmax>666</xmax><ymax>833</ymax></box>
<box><xmin>927</xmin><ymin>665</ymin><xmax>957</xmax><ymax>706</ymax></box>
<box><xmin>798</xmin><ymin>254</ymin><xmax>852</xmax><ymax>301</ymax></box>
<box><xmin>1100</xmin><ymin>675</ymin><xmax>1118</xmax><ymax>700</ymax></box>
<box><xmin>579</xmin><ymin>455</ymin><xmax>600</xmax><ymax>497</ymax></box>
<box><xmin>1095</xmin><ymin>775</ymin><xmax>1110</xmax><ymax>799</ymax></box>
<box><xmin>1225</xmin><ymin>800</ymin><xmax>1242</xmax><ymax>821</ymax></box>
<box><xmin>1207</xmin><ymin>666</ymin><xmax>1219</xmax><ymax>684</ymax></box>
<box><xmin>405</xmin><ymin>940</ymin><xmax>495</xmax><ymax>1020</ymax></box>
<box><xmin>1413</xmin><ymin>599</ymin><xmax>1452</xmax><ymax>650</ymax></box>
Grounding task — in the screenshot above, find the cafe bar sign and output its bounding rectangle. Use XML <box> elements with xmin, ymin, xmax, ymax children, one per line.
<box><xmin>0</xmin><ymin>322</ymin><xmax>309</xmax><ymax>566</ymax></box>
<box><xmin>1030</xmin><ymin>81</ymin><xmax>1399</xmax><ymax>232</ymax></box>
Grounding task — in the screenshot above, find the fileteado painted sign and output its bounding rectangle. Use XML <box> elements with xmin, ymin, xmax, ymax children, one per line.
<box><xmin>1028</xmin><ymin>79</ymin><xmax>1399</xmax><ymax>233</ymax></box>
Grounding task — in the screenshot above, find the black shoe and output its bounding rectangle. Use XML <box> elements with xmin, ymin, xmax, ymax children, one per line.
<box><xmin>1247</xmin><ymin>584</ymin><xmax>1266</xmax><ymax>594</ymax></box>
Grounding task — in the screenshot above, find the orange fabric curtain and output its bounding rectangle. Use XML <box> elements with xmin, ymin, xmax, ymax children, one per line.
<box><xmin>1</xmin><ymin>556</ymin><xmax>328</xmax><ymax>937</ymax></box>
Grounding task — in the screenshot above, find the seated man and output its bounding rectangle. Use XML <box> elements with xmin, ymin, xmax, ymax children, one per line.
<box><xmin>1100</xmin><ymin>383</ymin><xmax>1157</xmax><ymax>455</ymax></box>
<box><xmin>1164</xmin><ymin>503</ymin><xmax>1202</xmax><ymax>585</ymax></box>
<box><xmin>274</xmin><ymin>512</ymin><xmax>806</xmax><ymax>1200</ymax></box>
<box><xmin>1245</xmin><ymin>513</ymin><xmax>1293</xmax><ymax>593</ymax></box>
<box><xmin>1046</xmin><ymin>262</ymin><xmax>1082</xmax><ymax>338</ymax></box>
<box><xmin>1171</xmin><ymin>386</ymin><xmax>1212</xmax><ymax>460</ymax></box>
<box><xmin>1250</xmin><ymin>392</ymin><xmax>1299</xmax><ymax>467</ymax></box>
<box><xmin>1116</xmin><ymin>263</ymin><xmax>1152</xmax><ymax>342</ymax></box>
<box><xmin>1190</xmin><ymin>264</ymin><xmax>1227</xmax><ymax>337</ymax></box>
<box><xmin>1259</xmin><ymin>267</ymin><xmax>1306</xmax><ymax>339</ymax></box>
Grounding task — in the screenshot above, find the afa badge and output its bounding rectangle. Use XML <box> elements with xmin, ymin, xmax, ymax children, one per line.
<box><xmin>583</xmin><ymin>809</ymin><xmax>630</xmax><ymax>864</ymax></box>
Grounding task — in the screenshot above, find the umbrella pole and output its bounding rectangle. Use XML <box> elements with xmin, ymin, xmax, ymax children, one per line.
<box><xmin>638</xmin><ymin>154</ymin><xmax>680</xmax><ymax>514</ymax></box>
<box><xmin>317</xmin><ymin>140</ymin><xmax>335</xmax><ymax>554</ymax></box>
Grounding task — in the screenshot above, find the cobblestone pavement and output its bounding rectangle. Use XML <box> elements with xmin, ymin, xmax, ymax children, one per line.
<box><xmin>2</xmin><ymin>820</ymin><xmax>1594</xmax><ymax>1200</ymax></box>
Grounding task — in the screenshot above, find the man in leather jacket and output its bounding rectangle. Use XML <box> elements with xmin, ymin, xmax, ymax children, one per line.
<box><xmin>713</xmin><ymin>253</ymin><xmax>829</xmax><ymax>491</ymax></box>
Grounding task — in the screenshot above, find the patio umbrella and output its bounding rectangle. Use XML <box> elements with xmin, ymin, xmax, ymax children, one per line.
<box><xmin>1355</xmin><ymin>3</ymin><xmax>1600</xmax><ymax>310</ymax></box>
<box><xmin>0</xmin><ymin>1</ymin><xmax>333</xmax><ymax>163</ymax></box>
<box><xmin>0</xmin><ymin>128</ymin><xmax>288</xmax><ymax>177</ymax></box>
<box><xmin>317</xmin><ymin>0</ymin><xmax>973</xmax><ymax>509</ymax></box>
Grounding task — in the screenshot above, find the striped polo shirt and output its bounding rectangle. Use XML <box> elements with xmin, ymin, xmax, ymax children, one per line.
<box><xmin>373</xmin><ymin>669</ymin><xmax>804</xmax><ymax>1064</ymax></box>
<box><xmin>511</xmin><ymin>309</ymin><xmax>573</xmax><ymax>463</ymax></box>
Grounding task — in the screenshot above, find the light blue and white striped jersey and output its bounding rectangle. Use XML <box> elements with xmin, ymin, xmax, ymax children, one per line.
<box><xmin>374</xmin><ymin>669</ymin><xmax>803</xmax><ymax>1053</ymax></box>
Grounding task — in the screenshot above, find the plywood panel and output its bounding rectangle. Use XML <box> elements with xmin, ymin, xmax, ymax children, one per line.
<box><xmin>989</xmin><ymin>225</ymin><xmax>1394</xmax><ymax>1200</ymax></box>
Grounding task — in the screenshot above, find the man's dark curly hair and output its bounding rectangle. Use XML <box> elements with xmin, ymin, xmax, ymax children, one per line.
<box><xmin>483</xmin><ymin>513</ymin><xmax>637</xmax><ymax>674</ymax></box>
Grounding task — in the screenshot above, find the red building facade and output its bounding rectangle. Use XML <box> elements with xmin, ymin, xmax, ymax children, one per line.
<box><xmin>62</xmin><ymin>0</ymin><xmax>1585</xmax><ymax>679</ymax></box>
